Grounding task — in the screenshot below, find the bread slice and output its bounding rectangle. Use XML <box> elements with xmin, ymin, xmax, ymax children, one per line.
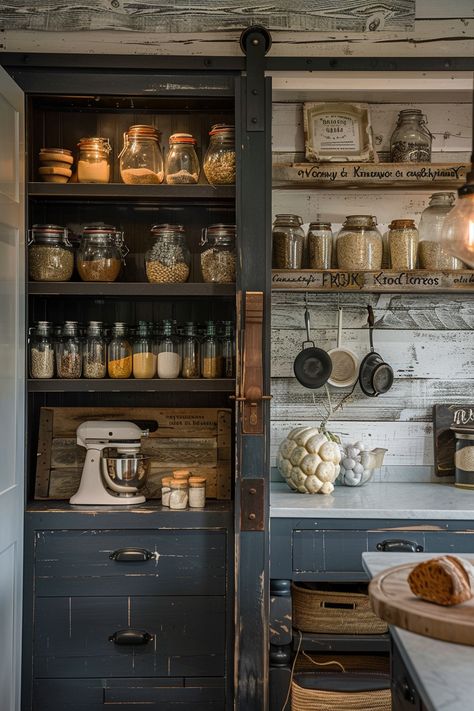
<box><xmin>408</xmin><ymin>556</ymin><xmax>473</xmax><ymax>606</ymax></box>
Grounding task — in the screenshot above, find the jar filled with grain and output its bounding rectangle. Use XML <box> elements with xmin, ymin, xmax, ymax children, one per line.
<box><xmin>145</xmin><ymin>224</ymin><xmax>190</xmax><ymax>283</ymax></box>
<box><xmin>336</xmin><ymin>215</ymin><xmax>383</xmax><ymax>270</ymax></box>
<box><xmin>56</xmin><ymin>321</ymin><xmax>82</xmax><ymax>379</ymax></box>
<box><xmin>203</xmin><ymin>124</ymin><xmax>235</xmax><ymax>185</ymax></box>
<box><xmin>418</xmin><ymin>192</ymin><xmax>464</xmax><ymax>269</ymax></box>
<box><xmin>28</xmin><ymin>225</ymin><xmax>74</xmax><ymax>282</ymax></box>
<box><xmin>188</xmin><ymin>476</ymin><xmax>206</xmax><ymax>508</ymax></box>
<box><xmin>307</xmin><ymin>222</ymin><xmax>332</xmax><ymax>269</ymax></box>
<box><xmin>77</xmin><ymin>225</ymin><xmax>125</xmax><ymax>282</ymax></box>
<box><xmin>29</xmin><ymin>321</ymin><xmax>55</xmax><ymax>379</ymax></box>
<box><xmin>272</xmin><ymin>214</ymin><xmax>305</xmax><ymax>269</ymax></box>
<box><xmin>201</xmin><ymin>321</ymin><xmax>222</xmax><ymax>379</ymax></box>
<box><xmin>181</xmin><ymin>322</ymin><xmax>200</xmax><ymax>379</ymax></box>
<box><xmin>169</xmin><ymin>478</ymin><xmax>188</xmax><ymax>510</ymax></box>
<box><xmin>220</xmin><ymin>320</ymin><xmax>235</xmax><ymax>378</ymax></box>
<box><xmin>133</xmin><ymin>321</ymin><xmax>156</xmax><ymax>379</ymax></box>
<box><xmin>390</xmin><ymin>109</ymin><xmax>432</xmax><ymax>162</ymax></box>
<box><xmin>119</xmin><ymin>125</ymin><xmax>164</xmax><ymax>185</ymax></box>
<box><xmin>83</xmin><ymin>321</ymin><xmax>106</xmax><ymax>379</ymax></box>
<box><xmin>77</xmin><ymin>137</ymin><xmax>111</xmax><ymax>183</ymax></box>
<box><xmin>165</xmin><ymin>133</ymin><xmax>200</xmax><ymax>184</ymax></box>
<box><xmin>388</xmin><ymin>219</ymin><xmax>418</xmax><ymax>269</ymax></box>
<box><xmin>157</xmin><ymin>320</ymin><xmax>180</xmax><ymax>379</ymax></box>
<box><xmin>200</xmin><ymin>224</ymin><xmax>236</xmax><ymax>283</ymax></box>
<box><xmin>108</xmin><ymin>322</ymin><xmax>132</xmax><ymax>379</ymax></box>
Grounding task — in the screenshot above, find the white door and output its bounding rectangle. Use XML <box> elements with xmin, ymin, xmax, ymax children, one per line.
<box><xmin>0</xmin><ymin>66</ymin><xmax>25</xmax><ymax>711</ymax></box>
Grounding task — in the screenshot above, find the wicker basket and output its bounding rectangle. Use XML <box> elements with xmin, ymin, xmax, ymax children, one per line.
<box><xmin>292</xmin><ymin>582</ymin><xmax>388</xmax><ymax>634</ymax></box>
<box><xmin>291</xmin><ymin>672</ymin><xmax>391</xmax><ymax>711</ymax></box>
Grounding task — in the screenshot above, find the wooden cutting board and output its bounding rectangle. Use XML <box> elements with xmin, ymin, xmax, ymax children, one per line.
<box><xmin>369</xmin><ymin>559</ymin><xmax>474</xmax><ymax>646</ymax></box>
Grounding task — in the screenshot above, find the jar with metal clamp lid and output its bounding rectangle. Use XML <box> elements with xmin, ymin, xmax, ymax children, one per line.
<box><xmin>77</xmin><ymin>225</ymin><xmax>126</xmax><ymax>282</ymax></box>
<box><xmin>203</xmin><ymin>124</ymin><xmax>235</xmax><ymax>185</ymax></box>
<box><xmin>119</xmin><ymin>125</ymin><xmax>164</xmax><ymax>185</ymax></box>
<box><xmin>28</xmin><ymin>224</ymin><xmax>74</xmax><ymax>282</ymax></box>
<box><xmin>77</xmin><ymin>137</ymin><xmax>111</xmax><ymax>183</ymax></box>
<box><xmin>29</xmin><ymin>321</ymin><xmax>55</xmax><ymax>379</ymax></box>
<box><xmin>200</xmin><ymin>224</ymin><xmax>236</xmax><ymax>283</ymax></box>
<box><xmin>145</xmin><ymin>224</ymin><xmax>190</xmax><ymax>283</ymax></box>
<box><xmin>390</xmin><ymin>109</ymin><xmax>432</xmax><ymax>162</ymax></box>
<box><xmin>165</xmin><ymin>133</ymin><xmax>200</xmax><ymax>184</ymax></box>
<box><xmin>336</xmin><ymin>215</ymin><xmax>382</xmax><ymax>270</ymax></box>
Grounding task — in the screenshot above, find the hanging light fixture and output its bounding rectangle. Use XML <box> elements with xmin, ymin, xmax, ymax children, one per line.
<box><xmin>440</xmin><ymin>83</ymin><xmax>474</xmax><ymax>267</ymax></box>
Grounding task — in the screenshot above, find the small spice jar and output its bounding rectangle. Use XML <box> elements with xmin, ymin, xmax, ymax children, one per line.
<box><xmin>203</xmin><ymin>124</ymin><xmax>236</xmax><ymax>185</ymax></box>
<box><xmin>181</xmin><ymin>322</ymin><xmax>200</xmax><ymax>379</ymax></box>
<box><xmin>307</xmin><ymin>222</ymin><xmax>333</xmax><ymax>269</ymax></box>
<box><xmin>28</xmin><ymin>225</ymin><xmax>74</xmax><ymax>282</ymax></box>
<box><xmin>454</xmin><ymin>431</ymin><xmax>474</xmax><ymax>490</ymax></box>
<box><xmin>108</xmin><ymin>322</ymin><xmax>132</xmax><ymax>379</ymax></box>
<box><xmin>77</xmin><ymin>225</ymin><xmax>125</xmax><ymax>282</ymax></box>
<box><xmin>200</xmin><ymin>224</ymin><xmax>236</xmax><ymax>283</ymax></box>
<box><xmin>201</xmin><ymin>321</ymin><xmax>222</xmax><ymax>379</ymax></box>
<box><xmin>220</xmin><ymin>321</ymin><xmax>235</xmax><ymax>378</ymax></box>
<box><xmin>165</xmin><ymin>133</ymin><xmax>200</xmax><ymax>184</ymax></box>
<box><xmin>388</xmin><ymin>219</ymin><xmax>419</xmax><ymax>269</ymax></box>
<box><xmin>272</xmin><ymin>214</ymin><xmax>305</xmax><ymax>269</ymax></box>
<box><xmin>390</xmin><ymin>109</ymin><xmax>432</xmax><ymax>163</ymax></box>
<box><xmin>56</xmin><ymin>321</ymin><xmax>82</xmax><ymax>379</ymax></box>
<box><xmin>83</xmin><ymin>321</ymin><xmax>106</xmax><ymax>379</ymax></box>
<box><xmin>188</xmin><ymin>476</ymin><xmax>206</xmax><ymax>508</ymax></box>
<box><xmin>133</xmin><ymin>322</ymin><xmax>156</xmax><ymax>379</ymax></box>
<box><xmin>77</xmin><ymin>137</ymin><xmax>111</xmax><ymax>183</ymax></box>
<box><xmin>145</xmin><ymin>224</ymin><xmax>190</xmax><ymax>283</ymax></box>
<box><xmin>157</xmin><ymin>320</ymin><xmax>180</xmax><ymax>379</ymax></box>
<box><xmin>336</xmin><ymin>215</ymin><xmax>383</xmax><ymax>270</ymax></box>
<box><xmin>418</xmin><ymin>192</ymin><xmax>464</xmax><ymax>269</ymax></box>
<box><xmin>119</xmin><ymin>125</ymin><xmax>164</xmax><ymax>185</ymax></box>
<box><xmin>29</xmin><ymin>321</ymin><xmax>55</xmax><ymax>379</ymax></box>
<box><xmin>161</xmin><ymin>477</ymin><xmax>172</xmax><ymax>507</ymax></box>
<box><xmin>173</xmin><ymin>469</ymin><xmax>191</xmax><ymax>482</ymax></box>
<box><xmin>169</xmin><ymin>478</ymin><xmax>188</xmax><ymax>510</ymax></box>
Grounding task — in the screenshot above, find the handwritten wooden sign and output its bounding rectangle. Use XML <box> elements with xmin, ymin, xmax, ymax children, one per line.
<box><xmin>272</xmin><ymin>270</ymin><xmax>474</xmax><ymax>292</ymax></box>
<box><xmin>272</xmin><ymin>162</ymin><xmax>469</xmax><ymax>188</ymax></box>
<box><xmin>434</xmin><ymin>405</ymin><xmax>474</xmax><ymax>478</ymax></box>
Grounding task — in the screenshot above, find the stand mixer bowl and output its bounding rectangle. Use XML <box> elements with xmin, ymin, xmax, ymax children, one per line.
<box><xmin>101</xmin><ymin>450</ymin><xmax>150</xmax><ymax>496</ymax></box>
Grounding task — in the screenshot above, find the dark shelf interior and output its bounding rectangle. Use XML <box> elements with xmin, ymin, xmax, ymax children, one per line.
<box><xmin>28</xmin><ymin>281</ymin><xmax>235</xmax><ymax>296</ymax></box>
<box><xmin>28</xmin><ymin>378</ymin><xmax>235</xmax><ymax>392</ymax></box>
<box><xmin>28</xmin><ymin>183</ymin><xmax>235</xmax><ymax>201</ymax></box>
<box><xmin>294</xmin><ymin>631</ymin><xmax>391</xmax><ymax>653</ymax></box>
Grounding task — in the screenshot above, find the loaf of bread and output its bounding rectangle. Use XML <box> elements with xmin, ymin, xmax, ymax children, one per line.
<box><xmin>408</xmin><ymin>556</ymin><xmax>473</xmax><ymax>606</ymax></box>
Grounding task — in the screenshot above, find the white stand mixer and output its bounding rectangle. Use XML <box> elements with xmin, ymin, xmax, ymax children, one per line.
<box><xmin>70</xmin><ymin>421</ymin><xmax>150</xmax><ymax>506</ymax></box>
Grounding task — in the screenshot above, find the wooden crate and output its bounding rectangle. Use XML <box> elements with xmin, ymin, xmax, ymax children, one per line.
<box><xmin>34</xmin><ymin>407</ymin><xmax>232</xmax><ymax>501</ymax></box>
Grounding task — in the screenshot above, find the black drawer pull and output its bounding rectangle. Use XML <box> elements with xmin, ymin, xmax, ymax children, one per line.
<box><xmin>376</xmin><ymin>539</ymin><xmax>424</xmax><ymax>553</ymax></box>
<box><xmin>109</xmin><ymin>548</ymin><xmax>153</xmax><ymax>562</ymax></box>
<box><xmin>109</xmin><ymin>629</ymin><xmax>153</xmax><ymax>645</ymax></box>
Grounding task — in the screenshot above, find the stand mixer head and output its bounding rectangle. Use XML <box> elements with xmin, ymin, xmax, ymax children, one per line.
<box><xmin>70</xmin><ymin>421</ymin><xmax>150</xmax><ymax>506</ymax></box>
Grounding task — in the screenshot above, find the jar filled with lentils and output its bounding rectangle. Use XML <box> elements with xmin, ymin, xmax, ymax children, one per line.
<box><xmin>388</xmin><ymin>219</ymin><xmax>418</xmax><ymax>270</ymax></box>
<box><xmin>307</xmin><ymin>222</ymin><xmax>332</xmax><ymax>269</ymax></box>
<box><xmin>272</xmin><ymin>214</ymin><xmax>305</xmax><ymax>269</ymax></box>
<box><xmin>29</xmin><ymin>321</ymin><xmax>55</xmax><ymax>379</ymax></box>
<box><xmin>56</xmin><ymin>321</ymin><xmax>82</xmax><ymax>379</ymax></box>
<box><xmin>336</xmin><ymin>215</ymin><xmax>383</xmax><ymax>270</ymax></box>
<box><xmin>28</xmin><ymin>225</ymin><xmax>74</xmax><ymax>282</ymax></box>
<box><xmin>203</xmin><ymin>124</ymin><xmax>235</xmax><ymax>185</ymax></box>
<box><xmin>200</xmin><ymin>224</ymin><xmax>236</xmax><ymax>283</ymax></box>
<box><xmin>145</xmin><ymin>224</ymin><xmax>190</xmax><ymax>283</ymax></box>
<box><xmin>77</xmin><ymin>225</ymin><xmax>125</xmax><ymax>282</ymax></box>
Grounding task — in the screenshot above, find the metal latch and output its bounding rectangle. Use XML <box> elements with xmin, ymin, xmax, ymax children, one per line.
<box><xmin>241</xmin><ymin>479</ymin><xmax>265</xmax><ymax>531</ymax></box>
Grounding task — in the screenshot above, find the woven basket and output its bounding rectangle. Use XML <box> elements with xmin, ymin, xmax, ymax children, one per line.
<box><xmin>291</xmin><ymin>672</ymin><xmax>391</xmax><ymax>711</ymax></box>
<box><xmin>292</xmin><ymin>582</ymin><xmax>388</xmax><ymax>634</ymax></box>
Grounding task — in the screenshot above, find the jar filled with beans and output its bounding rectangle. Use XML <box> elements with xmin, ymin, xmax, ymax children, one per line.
<box><xmin>145</xmin><ymin>224</ymin><xmax>190</xmax><ymax>283</ymax></box>
<box><xmin>28</xmin><ymin>225</ymin><xmax>74</xmax><ymax>282</ymax></box>
<box><xmin>203</xmin><ymin>124</ymin><xmax>235</xmax><ymax>185</ymax></box>
<box><xmin>336</xmin><ymin>215</ymin><xmax>383</xmax><ymax>270</ymax></box>
<box><xmin>272</xmin><ymin>214</ymin><xmax>305</xmax><ymax>269</ymax></box>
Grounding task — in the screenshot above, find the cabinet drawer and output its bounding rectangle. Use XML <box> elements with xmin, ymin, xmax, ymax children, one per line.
<box><xmin>34</xmin><ymin>529</ymin><xmax>226</xmax><ymax>595</ymax></box>
<box><xmin>34</xmin><ymin>595</ymin><xmax>225</xmax><ymax>678</ymax></box>
<box><xmin>33</xmin><ymin>677</ymin><xmax>225</xmax><ymax>711</ymax></box>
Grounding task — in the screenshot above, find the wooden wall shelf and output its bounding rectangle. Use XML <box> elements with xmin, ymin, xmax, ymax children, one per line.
<box><xmin>28</xmin><ymin>182</ymin><xmax>235</xmax><ymax>201</ymax></box>
<box><xmin>28</xmin><ymin>378</ymin><xmax>235</xmax><ymax>393</ymax></box>
<box><xmin>28</xmin><ymin>282</ymin><xmax>235</xmax><ymax>297</ymax></box>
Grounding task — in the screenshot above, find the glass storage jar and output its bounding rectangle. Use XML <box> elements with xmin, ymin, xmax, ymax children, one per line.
<box><xmin>188</xmin><ymin>476</ymin><xmax>206</xmax><ymax>508</ymax></box>
<box><xmin>201</xmin><ymin>321</ymin><xmax>222</xmax><ymax>379</ymax></box>
<box><xmin>336</xmin><ymin>215</ymin><xmax>383</xmax><ymax>270</ymax></box>
<box><xmin>157</xmin><ymin>320</ymin><xmax>180</xmax><ymax>379</ymax></box>
<box><xmin>272</xmin><ymin>214</ymin><xmax>305</xmax><ymax>269</ymax></box>
<box><xmin>200</xmin><ymin>224</ymin><xmax>236</xmax><ymax>283</ymax></box>
<box><xmin>145</xmin><ymin>224</ymin><xmax>190</xmax><ymax>283</ymax></box>
<box><xmin>418</xmin><ymin>192</ymin><xmax>464</xmax><ymax>269</ymax></box>
<box><xmin>161</xmin><ymin>476</ymin><xmax>172</xmax><ymax>507</ymax></box>
<box><xmin>220</xmin><ymin>320</ymin><xmax>235</xmax><ymax>378</ymax></box>
<box><xmin>77</xmin><ymin>225</ymin><xmax>125</xmax><ymax>282</ymax></box>
<box><xmin>28</xmin><ymin>224</ymin><xmax>74</xmax><ymax>282</ymax></box>
<box><xmin>165</xmin><ymin>133</ymin><xmax>200</xmax><ymax>184</ymax></box>
<box><xmin>307</xmin><ymin>222</ymin><xmax>332</xmax><ymax>269</ymax></box>
<box><xmin>133</xmin><ymin>322</ymin><xmax>156</xmax><ymax>379</ymax></box>
<box><xmin>83</xmin><ymin>321</ymin><xmax>106</xmax><ymax>379</ymax></box>
<box><xmin>181</xmin><ymin>322</ymin><xmax>200</xmax><ymax>379</ymax></box>
<box><xmin>119</xmin><ymin>125</ymin><xmax>164</xmax><ymax>185</ymax></box>
<box><xmin>390</xmin><ymin>109</ymin><xmax>432</xmax><ymax>162</ymax></box>
<box><xmin>56</xmin><ymin>321</ymin><xmax>82</xmax><ymax>379</ymax></box>
<box><xmin>169</xmin><ymin>479</ymin><xmax>188</xmax><ymax>510</ymax></box>
<box><xmin>108</xmin><ymin>322</ymin><xmax>132</xmax><ymax>379</ymax></box>
<box><xmin>77</xmin><ymin>137</ymin><xmax>111</xmax><ymax>183</ymax></box>
<box><xmin>203</xmin><ymin>124</ymin><xmax>235</xmax><ymax>185</ymax></box>
<box><xmin>29</xmin><ymin>321</ymin><xmax>55</xmax><ymax>379</ymax></box>
<box><xmin>388</xmin><ymin>219</ymin><xmax>418</xmax><ymax>270</ymax></box>
<box><xmin>454</xmin><ymin>431</ymin><xmax>474</xmax><ymax>489</ymax></box>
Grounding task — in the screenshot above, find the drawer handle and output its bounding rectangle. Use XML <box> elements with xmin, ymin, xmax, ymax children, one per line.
<box><xmin>376</xmin><ymin>539</ymin><xmax>424</xmax><ymax>553</ymax></box>
<box><xmin>109</xmin><ymin>629</ymin><xmax>153</xmax><ymax>645</ymax></box>
<box><xmin>109</xmin><ymin>548</ymin><xmax>153</xmax><ymax>562</ymax></box>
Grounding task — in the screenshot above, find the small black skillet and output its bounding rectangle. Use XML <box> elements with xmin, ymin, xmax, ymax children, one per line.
<box><xmin>359</xmin><ymin>305</ymin><xmax>394</xmax><ymax>397</ymax></box>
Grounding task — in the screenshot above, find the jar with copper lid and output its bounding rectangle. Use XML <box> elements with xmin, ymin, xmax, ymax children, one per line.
<box><xmin>388</xmin><ymin>219</ymin><xmax>418</xmax><ymax>269</ymax></box>
<box><xmin>77</xmin><ymin>137</ymin><xmax>111</xmax><ymax>183</ymax></box>
<box><xmin>188</xmin><ymin>476</ymin><xmax>206</xmax><ymax>508</ymax></box>
<box><xmin>165</xmin><ymin>133</ymin><xmax>200</xmax><ymax>184</ymax></box>
<box><xmin>200</xmin><ymin>224</ymin><xmax>236</xmax><ymax>283</ymax></box>
<box><xmin>77</xmin><ymin>225</ymin><xmax>126</xmax><ymax>282</ymax></box>
<box><xmin>169</xmin><ymin>478</ymin><xmax>188</xmax><ymax>510</ymax></box>
<box><xmin>28</xmin><ymin>224</ymin><xmax>74</xmax><ymax>281</ymax></box>
<box><xmin>307</xmin><ymin>222</ymin><xmax>333</xmax><ymax>269</ymax></box>
<box><xmin>119</xmin><ymin>125</ymin><xmax>164</xmax><ymax>185</ymax></box>
<box><xmin>203</xmin><ymin>124</ymin><xmax>235</xmax><ymax>185</ymax></box>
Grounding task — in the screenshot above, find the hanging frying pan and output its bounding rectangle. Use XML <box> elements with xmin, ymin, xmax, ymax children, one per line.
<box><xmin>327</xmin><ymin>306</ymin><xmax>359</xmax><ymax>388</ymax></box>
<box><xmin>359</xmin><ymin>305</ymin><xmax>394</xmax><ymax>397</ymax></box>
<box><xmin>293</xmin><ymin>304</ymin><xmax>332</xmax><ymax>389</ymax></box>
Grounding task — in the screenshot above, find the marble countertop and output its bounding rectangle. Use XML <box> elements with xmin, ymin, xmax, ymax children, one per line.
<box><xmin>363</xmin><ymin>552</ymin><xmax>474</xmax><ymax>711</ymax></box>
<box><xmin>270</xmin><ymin>482</ymin><xmax>474</xmax><ymax>519</ymax></box>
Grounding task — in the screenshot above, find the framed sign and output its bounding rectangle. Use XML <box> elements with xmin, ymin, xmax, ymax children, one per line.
<box><xmin>433</xmin><ymin>404</ymin><xmax>474</xmax><ymax>477</ymax></box>
<box><xmin>303</xmin><ymin>102</ymin><xmax>376</xmax><ymax>163</ymax></box>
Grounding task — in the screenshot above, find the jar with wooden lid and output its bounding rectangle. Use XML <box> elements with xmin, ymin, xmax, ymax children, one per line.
<box><xmin>56</xmin><ymin>321</ymin><xmax>82</xmax><ymax>379</ymax></box>
<box><xmin>77</xmin><ymin>225</ymin><xmax>125</xmax><ymax>282</ymax></box>
<box><xmin>28</xmin><ymin>224</ymin><xmax>74</xmax><ymax>282</ymax></box>
<box><xmin>108</xmin><ymin>322</ymin><xmax>132</xmax><ymax>379</ymax></box>
<box><xmin>200</xmin><ymin>224</ymin><xmax>236</xmax><ymax>283</ymax></box>
<box><xmin>29</xmin><ymin>321</ymin><xmax>55</xmax><ymax>379</ymax></box>
<box><xmin>169</xmin><ymin>479</ymin><xmax>188</xmax><ymax>510</ymax></box>
<box><xmin>454</xmin><ymin>431</ymin><xmax>474</xmax><ymax>489</ymax></box>
<box><xmin>161</xmin><ymin>477</ymin><xmax>172</xmax><ymax>507</ymax></box>
<box><xmin>307</xmin><ymin>222</ymin><xmax>332</xmax><ymax>269</ymax></box>
<box><xmin>188</xmin><ymin>476</ymin><xmax>206</xmax><ymax>508</ymax></box>
<box><xmin>390</xmin><ymin>109</ymin><xmax>432</xmax><ymax>162</ymax></box>
<box><xmin>165</xmin><ymin>133</ymin><xmax>200</xmax><ymax>184</ymax></box>
<box><xmin>272</xmin><ymin>214</ymin><xmax>305</xmax><ymax>269</ymax></box>
<box><xmin>77</xmin><ymin>137</ymin><xmax>111</xmax><ymax>183</ymax></box>
<box><xmin>119</xmin><ymin>125</ymin><xmax>164</xmax><ymax>184</ymax></box>
<box><xmin>388</xmin><ymin>219</ymin><xmax>418</xmax><ymax>269</ymax></box>
<box><xmin>145</xmin><ymin>224</ymin><xmax>190</xmax><ymax>283</ymax></box>
<box><xmin>203</xmin><ymin>124</ymin><xmax>235</xmax><ymax>185</ymax></box>
<box><xmin>418</xmin><ymin>192</ymin><xmax>464</xmax><ymax>269</ymax></box>
<box><xmin>336</xmin><ymin>215</ymin><xmax>383</xmax><ymax>270</ymax></box>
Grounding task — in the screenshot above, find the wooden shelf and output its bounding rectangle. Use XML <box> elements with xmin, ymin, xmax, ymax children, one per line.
<box><xmin>272</xmin><ymin>269</ymin><xmax>474</xmax><ymax>293</ymax></box>
<box><xmin>294</xmin><ymin>631</ymin><xmax>391</xmax><ymax>653</ymax></box>
<box><xmin>28</xmin><ymin>281</ymin><xmax>235</xmax><ymax>297</ymax></box>
<box><xmin>28</xmin><ymin>378</ymin><xmax>235</xmax><ymax>393</ymax></box>
<box><xmin>27</xmin><ymin>182</ymin><xmax>235</xmax><ymax>201</ymax></box>
<box><xmin>273</xmin><ymin>162</ymin><xmax>469</xmax><ymax>189</ymax></box>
